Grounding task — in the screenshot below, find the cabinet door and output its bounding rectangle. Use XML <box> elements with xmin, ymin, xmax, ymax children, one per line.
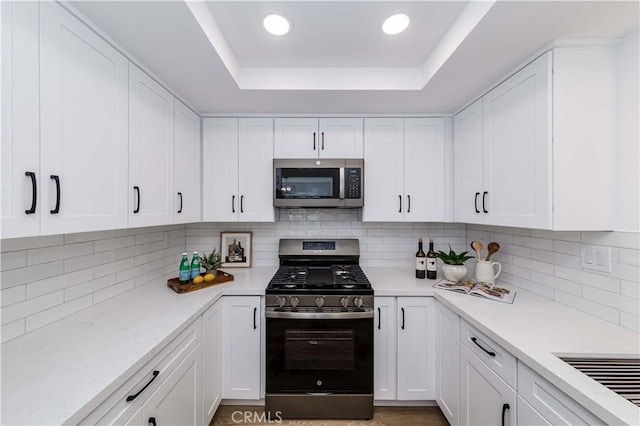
<box><xmin>363</xmin><ymin>118</ymin><xmax>405</xmax><ymax>222</ymax></box>
<box><xmin>202</xmin><ymin>118</ymin><xmax>238</xmax><ymax>222</ymax></box>
<box><xmin>435</xmin><ymin>301</ymin><xmax>460</xmax><ymax>426</ymax></box>
<box><xmin>143</xmin><ymin>344</ymin><xmax>202</xmax><ymax>426</ymax></box>
<box><xmin>274</xmin><ymin>118</ymin><xmax>318</xmax><ymax>158</ymax></box>
<box><xmin>202</xmin><ymin>301</ymin><xmax>222</xmax><ymax>425</ymax></box>
<box><xmin>397</xmin><ymin>297</ymin><xmax>435</xmax><ymax>400</ymax></box>
<box><xmin>318</xmin><ymin>118</ymin><xmax>363</xmax><ymax>158</ymax></box>
<box><xmin>40</xmin><ymin>1</ymin><xmax>129</xmax><ymax>235</ymax></box>
<box><xmin>238</xmin><ymin>118</ymin><xmax>275</xmax><ymax>222</ymax></box>
<box><xmin>374</xmin><ymin>297</ymin><xmax>396</xmax><ymax>400</ymax></box>
<box><xmin>112</xmin><ymin>405</ymin><xmax>143</xmax><ymax>426</ymax></box>
<box><xmin>174</xmin><ymin>99</ymin><xmax>201</xmax><ymax>224</ymax></box>
<box><xmin>223</xmin><ymin>296</ymin><xmax>261</xmax><ymax>400</ymax></box>
<box><xmin>517</xmin><ymin>395</ymin><xmax>551</xmax><ymax>426</ymax></box>
<box><xmin>459</xmin><ymin>344</ymin><xmax>516</xmax><ymax>426</ymax></box>
<box><xmin>482</xmin><ymin>52</ymin><xmax>552</xmax><ymax>229</ymax></box>
<box><xmin>1</xmin><ymin>1</ymin><xmax>40</xmax><ymax>238</ymax></box>
<box><xmin>129</xmin><ymin>64</ymin><xmax>175</xmax><ymax>227</ymax></box>
<box><xmin>453</xmin><ymin>99</ymin><xmax>484</xmax><ymax>224</ymax></box>
<box><xmin>404</xmin><ymin>118</ymin><xmax>445</xmax><ymax>221</ymax></box>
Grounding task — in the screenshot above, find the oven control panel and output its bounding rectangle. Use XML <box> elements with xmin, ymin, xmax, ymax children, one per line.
<box><xmin>266</xmin><ymin>295</ymin><xmax>373</xmax><ymax>309</ymax></box>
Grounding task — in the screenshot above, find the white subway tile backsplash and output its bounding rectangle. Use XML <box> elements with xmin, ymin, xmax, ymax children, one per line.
<box><xmin>582</xmin><ymin>286</ymin><xmax>639</xmax><ymax>315</ymax></box>
<box><xmin>621</xmin><ymin>280</ymin><xmax>640</xmax><ymax>299</ymax></box>
<box><xmin>554</xmin><ymin>291</ymin><xmax>620</xmax><ymax>324</ymax></box>
<box><xmin>619</xmin><ymin>248</ymin><xmax>640</xmax><ymax>266</ymax></box>
<box><xmin>611</xmin><ymin>262</ymin><xmax>640</xmax><ymax>283</ymax></box>
<box><xmin>619</xmin><ymin>312</ymin><xmax>640</xmax><ymax>332</ymax></box>
<box><xmin>555</xmin><ymin>265</ymin><xmax>621</xmax><ymax>293</ymax></box>
<box><xmin>552</xmin><ymin>240</ymin><xmax>581</xmax><ymax>256</ymax></box>
<box><xmin>1</xmin><ymin>286</ymin><xmax>26</xmax><ymax>307</ymax></box>
<box><xmin>512</xmin><ymin>256</ymin><xmax>555</xmax><ymax>275</ymax></box>
<box><xmin>26</xmin><ymin>295</ymin><xmax>93</xmax><ymax>333</ymax></box>
<box><xmin>0</xmin><ymin>225</ymin><xmax>186</xmax><ymax>342</ymax></box>
<box><xmin>2</xmin><ymin>291</ymin><xmax>63</xmax><ymax>324</ymax></box>
<box><xmin>27</xmin><ymin>269</ymin><xmax>93</xmax><ymax>299</ymax></box>
<box><xmin>529</xmin><ymin>271</ymin><xmax>582</xmax><ymax>296</ymax></box>
<box><xmin>0</xmin><ymin>250</ymin><xmax>27</xmax><ymax>271</ymax></box>
<box><xmin>1</xmin><ymin>261</ymin><xmax>64</xmax><ymax>289</ymax></box>
<box><xmin>512</xmin><ymin>235</ymin><xmax>554</xmax><ymax>251</ymax></box>
<box><xmin>531</xmin><ymin>249</ymin><xmax>581</xmax><ymax>269</ymax></box>
<box><xmin>1</xmin><ymin>320</ymin><xmax>25</xmax><ymax>343</ymax></box>
<box><xmin>581</xmin><ymin>231</ymin><xmax>640</xmax><ymax>250</ymax></box>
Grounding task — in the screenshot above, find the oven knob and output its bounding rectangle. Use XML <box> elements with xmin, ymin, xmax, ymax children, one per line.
<box><xmin>290</xmin><ymin>296</ymin><xmax>300</xmax><ymax>308</ymax></box>
<box><xmin>340</xmin><ymin>297</ymin><xmax>350</xmax><ymax>308</ymax></box>
<box><xmin>276</xmin><ymin>296</ymin><xmax>287</xmax><ymax>308</ymax></box>
<box><xmin>353</xmin><ymin>297</ymin><xmax>364</xmax><ymax>308</ymax></box>
<box><xmin>315</xmin><ymin>296</ymin><xmax>325</xmax><ymax>308</ymax></box>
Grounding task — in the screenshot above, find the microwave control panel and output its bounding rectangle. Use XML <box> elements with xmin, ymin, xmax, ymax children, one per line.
<box><xmin>346</xmin><ymin>168</ymin><xmax>361</xmax><ymax>199</ymax></box>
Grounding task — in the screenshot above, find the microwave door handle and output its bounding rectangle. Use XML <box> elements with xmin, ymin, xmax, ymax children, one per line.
<box><xmin>339</xmin><ymin>168</ymin><xmax>345</xmax><ymax>199</ymax></box>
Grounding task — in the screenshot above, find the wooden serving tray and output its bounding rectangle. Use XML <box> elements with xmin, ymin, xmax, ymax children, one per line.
<box><xmin>167</xmin><ymin>270</ymin><xmax>234</xmax><ymax>294</ymax></box>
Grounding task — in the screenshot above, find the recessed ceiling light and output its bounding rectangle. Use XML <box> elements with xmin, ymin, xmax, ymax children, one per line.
<box><xmin>263</xmin><ymin>14</ymin><xmax>290</xmax><ymax>36</ymax></box>
<box><xmin>382</xmin><ymin>13</ymin><xmax>410</xmax><ymax>35</ymax></box>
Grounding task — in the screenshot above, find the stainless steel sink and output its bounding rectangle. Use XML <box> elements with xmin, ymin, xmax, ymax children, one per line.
<box><xmin>559</xmin><ymin>357</ymin><xmax>640</xmax><ymax>406</ymax></box>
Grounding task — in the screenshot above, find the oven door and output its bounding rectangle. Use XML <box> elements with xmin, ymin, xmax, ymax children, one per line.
<box><xmin>266</xmin><ymin>309</ymin><xmax>373</xmax><ymax>394</ymax></box>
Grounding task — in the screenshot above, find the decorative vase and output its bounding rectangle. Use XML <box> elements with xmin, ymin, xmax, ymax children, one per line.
<box><xmin>442</xmin><ymin>264</ymin><xmax>467</xmax><ymax>282</ymax></box>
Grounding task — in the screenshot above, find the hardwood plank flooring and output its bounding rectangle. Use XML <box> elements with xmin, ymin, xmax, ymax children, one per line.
<box><xmin>211</xmin><ymin>405</ymin><xmax>448</xmax><ymax>426</ymax></box>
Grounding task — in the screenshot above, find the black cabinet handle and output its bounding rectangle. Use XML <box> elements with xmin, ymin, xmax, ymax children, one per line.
<box><xmin>177</xmin><ymin>192</ymin><xmax>183</xmax><ymax>213</ymax></box>
<box><xmin>232</xmin><ymin>195</ymin><xmax>235</xmax><ymax>213</ymax></box>
<box><xmin>377</xmin><ymin>307</ymin><xmax>381</xmax><ymax>330</ymax></box>
<box><xmin>398</xmin><ymin>195</ymin><xmax>402</xmax><ymax>213</ymax></box>
<box><xmin>407</xmin><ymin>195</ymin><xmax>411</xmax><ymax>213</ymax></box>
<box><xmin>321</xmin><ymin>132</ymin><xmax>325</xmax><ymax>150</ymax></box>
<box><xmin>483</xmin><ymin>191</ymin><xmax>488</xmax><ymax>213</ymax></box>
<box><xmin>474</xmin><ymin>192</ymin><xmax>480</xmax><ymax>213</ymax></box>
<box><xmin>149</xmin><ymin>417</ymin><xmax>157</xmax><ymax>426</ymax></box>
<box><xmin>401</xmin><ymin>307</ymin><xmax>405</xmax><ymax>330</ymax></box>
<box><xmin>501</xmin><ymin>403</ymin><xmax>510</xmax><ymax>426</ymax></box>
<box><xmin>127</xmin><ymin>370</ymin><xmax>159</xmax><ymax>402</ymax></box>
<box><xmin>49</xmin><ymin>175</ymin><xmax>60</xmax><ymax>214</ymax></box>
<box><xmin>133</xmin><ymin>186</ymin><xmax>140</xmax><ymax>213</ymax></box>
<box><xmin>313</xmin><ymin>132</ymin><xmax>316</xmax><ymax>150</ymax></box>
<box><xmin>240</xmin><ymin>195</ymin><xmax>244</xmax><ymax>213</ymax></box>
<box><xmin>25</xmin><ymin>171</ymin><xmax>37</xmax><ymax>214</ymax></box>
<box><xmin>253</xmin><ymin>307</ymin><xmax>257</xmax><ymax>330</ymax></box>
<box><xmin>471</xmin><ymin>337</ymin><xmax>496</xmax><ymax>357</ymax></box>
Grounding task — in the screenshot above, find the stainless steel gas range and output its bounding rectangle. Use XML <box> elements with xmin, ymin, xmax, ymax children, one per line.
<box><xmin>265</xmin><ymin>239</ymin><xmax>374</xmax><ymax>420</ymax></box>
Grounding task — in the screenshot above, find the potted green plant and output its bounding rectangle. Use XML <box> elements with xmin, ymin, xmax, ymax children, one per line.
<box><xmin>199</xmin><ymin>249</ymin><xmax>222</xmax><ymax>275</ymax></box>
<box><xmin>436</xmin><ymin>246</ymin><xmax>474</xmax><ymax>282</ymax></box>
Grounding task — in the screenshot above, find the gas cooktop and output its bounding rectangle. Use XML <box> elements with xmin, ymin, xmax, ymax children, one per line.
<box><xmin>267</xmin><ymin>264</ymin><xmax>372</xmax><ymax>294</ymax></box>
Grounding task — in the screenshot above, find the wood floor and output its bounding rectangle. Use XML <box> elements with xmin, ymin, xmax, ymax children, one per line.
<box><xmin>211</xmin><ymin>405</ymin><xmax>448</xmax><ymax>426</ymax></box>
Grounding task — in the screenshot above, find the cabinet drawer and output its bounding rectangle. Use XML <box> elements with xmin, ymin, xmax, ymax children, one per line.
<box><xmin>460</xmin><ymin>320</ymin><xmax>517</xmax><ymax>388</ymax></box>
<box><xmin>80</xmin><ymin>318</ymin><xmax>202</xmax><ymax>425</ymax></box>
<box><xmin>518</xmin><ymin>363</ymin><xmax>604</xmax><ymax>425</ymax></box>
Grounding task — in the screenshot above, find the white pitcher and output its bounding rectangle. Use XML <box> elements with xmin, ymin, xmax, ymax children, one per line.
<box><xmin>474</xmin><ymin>260</ymin><xmax>501</xmax><ymax>285</ymax></box>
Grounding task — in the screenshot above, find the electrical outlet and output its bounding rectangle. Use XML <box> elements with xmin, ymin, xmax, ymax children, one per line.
<box><xmin>581</xmin><ymin>245</ymin><xmax>612</xmax><ymax>273</ymax></box>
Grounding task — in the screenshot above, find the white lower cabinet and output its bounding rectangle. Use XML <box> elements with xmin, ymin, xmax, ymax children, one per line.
<box><xmin>517</xmin><ymin>363</ymin><xmax>604</xmax><ymax>425</ymax></box>
<box><xmin>142</xmin><ymin>345</ymin><xmax>202</xmax><ymax>426</ymax></box>
<box><xmin>223</xmin><ymin>296</ymin><xmax>261</xmax><ymax>400</ymax></box>
<box><xmin>202</xmin><ymin>300</ymin><xmax>223</xmax><ymax>425</ymax></box>
<box><xmin>435</xmin><ymin>301</ymin><xmax>460</xmax><ymax>426</ymax></box>
<box><xmin>374</xmin><ymin>297</ymin><xmax>397</xmax><ymax>400</ymax></box>
<box><xmin>459</xmin><ymin>344</ymin><xmax>516</xmax><ymax>426</ymax></box>
<box><xmin>374</xmin><ymin>297</ymin><xmax>435</xmax><ymax>402</ymax></box>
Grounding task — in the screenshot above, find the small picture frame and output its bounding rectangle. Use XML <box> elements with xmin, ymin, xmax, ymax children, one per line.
<box><xmin>220</xmin><ymin>232</ymin><xmax>252</xmax><ymax>268</ymax></box>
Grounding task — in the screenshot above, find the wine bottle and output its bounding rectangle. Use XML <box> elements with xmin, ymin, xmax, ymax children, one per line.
<box><xmin>416</xmin><ymin>238</ymin><xmax>426</xmax><ymax>279</ymax></box>
<box><xmin>426</xmin><ymin>237</ymin><xmax>437</xmax><ymax>279</ymax></box>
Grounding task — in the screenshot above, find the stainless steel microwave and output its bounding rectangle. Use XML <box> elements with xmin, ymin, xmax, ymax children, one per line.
<box><xmin>274</xmin><ymin>159</ymin><xmax>364</xmax><ymax>208</ymax></box>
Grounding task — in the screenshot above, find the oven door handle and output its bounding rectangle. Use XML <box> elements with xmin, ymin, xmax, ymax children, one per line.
<box><xmin>265</xmin><ymin>309</ymin><xmax>374</xmax><ymax>320</ymax></box>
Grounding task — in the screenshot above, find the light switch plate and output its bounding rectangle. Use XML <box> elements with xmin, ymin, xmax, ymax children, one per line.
<box><xmin>581</xmin><ymin>245</ymin><xmax>612</xmax><ymax>273</ymax></box>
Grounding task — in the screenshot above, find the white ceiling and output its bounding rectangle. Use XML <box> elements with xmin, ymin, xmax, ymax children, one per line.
<box><xmin>70</xmin><ymin>1</ymin><xmax>639</xmax><ymax>115</ymax></box>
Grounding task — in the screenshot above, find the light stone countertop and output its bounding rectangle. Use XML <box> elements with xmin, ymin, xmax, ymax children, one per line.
<box><xmin>0</xmin><ymin>267</ymin><xmax>276</xmax><ymax>426</ymax></box>
<box><xmin>2</xmin><ymin>265</ymin><xmax>639</xmax><ymax>425</ymax></box>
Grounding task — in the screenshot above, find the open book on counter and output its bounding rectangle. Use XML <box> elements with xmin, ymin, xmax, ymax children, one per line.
<box><xmin>433</xmin><ymin>279</ymin><xmax>516</xmax><ymax>304</ymax></box>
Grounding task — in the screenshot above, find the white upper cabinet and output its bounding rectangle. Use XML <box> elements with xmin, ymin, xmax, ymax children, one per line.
<box><xmin>129</xmin><ymin>64</ymin><xmax>175</xmax><ymax>228</ymax></box>
<box><xmin>364</xmin><ymin>118</ymin><xmax>446</xmax><ymax>222</ymax></box>
<box><xmin>38</xmin><ymin>1</ymin><xmax>129</xmax><ymax>235</ymax></box>
<box><xmin>453</xmin><ymin>99</ymin><xmax>484</xmax><ymax>225</ymax></box>
<box><xmin>174</xmin><ymin>99</ymin><xmax>201</xmax><ymax>224</ymax></box>
<box><xmin>274</xmin><ymin>118</ymin><xmax>363</xmax><ymax>159</ymax></box>
<box><xmin>203</xmin><ymin>118</ymin><xmax>274</xmax><ymax>222</ymax></box>
<box><xmin>454</xmin><ymin>48</ymin><xmax>616</xmax><ymax>230</ymax></box>
<box><xmin>1</xmin><ymin>1</ymin><xmax>40</xmax><ymax>239</ymax></box>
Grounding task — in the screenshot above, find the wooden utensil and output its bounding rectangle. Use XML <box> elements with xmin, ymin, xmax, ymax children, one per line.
<box><xmin>470</xmin><ymin>240</ymin><xmax>483</xmax><ymax>260</ymax></box>
<box><xmin>486</xmin><ymin>242</ymin><xmax>500</xmax><ymax>261</ymax></box>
